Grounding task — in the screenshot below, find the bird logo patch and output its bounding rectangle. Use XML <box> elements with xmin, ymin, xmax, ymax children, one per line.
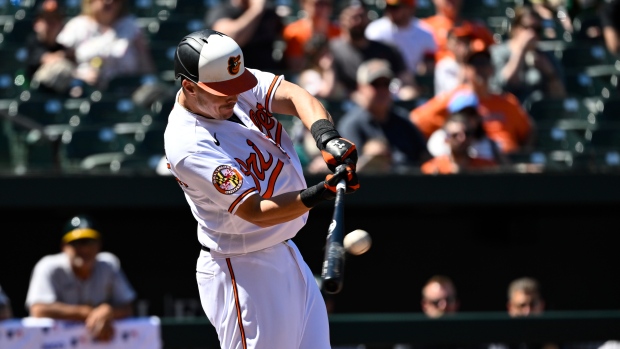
<box><xmin>212</xmin><ymin>165</ymin><xmax>243</xmax><ymax>194</ymax></box>
<box><xmin>228</xmin><ymin>55</ymin><xmax>241</xmax><ymax>75</ymax></box>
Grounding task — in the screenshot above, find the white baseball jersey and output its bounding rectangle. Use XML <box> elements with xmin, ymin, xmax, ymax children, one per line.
<box><xmin>165</xmin><ymin>69</ymin><xmax>308</xmax><ymax>255</ymax></box>
<box><xmin>164</xmin><ymin>68</ymin><xmax>331</xmax><ymax>349</ymax></box>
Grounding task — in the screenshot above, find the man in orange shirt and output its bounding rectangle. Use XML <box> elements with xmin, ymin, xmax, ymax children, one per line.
<box><xmin>410</xmin><ymin>48</ymin><xmax>535</xmax><ymax>155</ymax></box>
<box><xmin>283</xmin><ymin>0</ymin><xmax>341</xmax><ymax>75</ymax></box>
<box><xmin>422</xmin><ymin>0</ymin><xmax>495</xmax><ymax>62</ymax></box>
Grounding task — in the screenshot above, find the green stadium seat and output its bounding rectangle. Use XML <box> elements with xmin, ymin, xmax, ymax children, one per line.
<box><xmin>61</xmin><ymin>125</ymin><xmax>136</xmax><ymax>166</ymax></box>
<box><xmin>146</xmin><ymin>17</ymin><xmax>204</xmax><ymax>45</ymax></box>
<box><xmin>526</xmin><ymin>97</ymin><xmax>593</xmax><ymax>124</ymax></box>
<box><xmin>555</xmin><ymin>44</ymin><xmax>616</xmax><ymax>71</ymax></box>
<box><xmin>415</xmin><ymin>0</ymin><xmax>436</xmax><ymax>19</ymax></box>
<box><xmin>83</xmin><ymin>98</ymin><xmax>149</xmax><ymax>125</ymax></box>
<box><xmin>0</xmin><ymin>18</ymin><xmax>33</xmax><ymax>47</ymax></box>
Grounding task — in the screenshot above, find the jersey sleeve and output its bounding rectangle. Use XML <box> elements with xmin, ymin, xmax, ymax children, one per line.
<box><xmin>248</xmin><ymin>68</ymin><xmax>284</xmax><ymax>114</ymax></box>
<box><xmin>176</xmin><ymin>152</ymin><xmax>259</xmax><ymax>215</ymax></box>
<box><xmin>24</xmin><ymin>257</ymin><xmax>59</xmax><ymax>308</ymax></box>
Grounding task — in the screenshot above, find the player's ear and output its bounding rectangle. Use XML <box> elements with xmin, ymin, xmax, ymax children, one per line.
<box><xmin>182</xmin><ymin>79</ymin><xmax>197</xmax><ymax>95</ymax></box>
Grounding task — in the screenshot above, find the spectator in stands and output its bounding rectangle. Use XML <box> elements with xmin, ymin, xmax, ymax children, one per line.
<box><xmin>25</xmin><ymin>214</ymin><xmax>136</xmax><ymax>342</ymax></box>
<box><xmin>330</xmin><ymin>0</ymin><xmax>416</xmax><ymax>101</ymax></box>
<box><xmin>205</xmin><ymin>0</ymin><xmax>286</xmax><ymax>72</ymax></box>
<box><xmin>421</xmin><ymin>275</ymin><xmax>460</xmax><ymax>318</ymax></box>
<box><xmin>0</xmin><ymin>283</ymin><xmax>12</xmax><ymax>320</ymax></box>
<box><xmin>487</xmin><ymin>277</ymin><xmax>560</xmax><ymax>349</ymax></box>
<box><xmin>56</xmin><ymin>0</ymin><xmax>155</xmax><ymax>91</ymax></box>
<box><xmin>489</xmin><ymin>5</ymin><xmax>567</xmax><ymax>104</ymax></box>
<box><xmin>298</xmin><ymin>33</ymin><xmax>345</xmax><ymax>100</ymax></box>
<box><xmin>528</xmin><ymin>0</ymin><xmax>574</xmax><ymax>40</ymax></box>
<box><xmin>426</xmin><ymin>90</ymin><xmax>506</xmax><ymax>164</ymax></box>
<box><xmin>364</xmin><ymin>0</ymin><xmax>437</xmax><ymax>80</ymax></box>
<box><xmin>421</xmin><ymin>111</ymin><xmax>499</xmax><ymax>174</ymax></box>
<box><xmin>282</xmin><ymin>0</ymin><xmax>341</xmax><ymax>76</ymax></box>
<box><xmin>422</xmin><ymin>0</ymin><xmax>495</xmax><ymax>63</ymax></box>
<box><xmin>25</xmin><ymin>0</ymin><xmax>73</xmax><ymax>95</ymax></box>
<box><xmin>410</xmin><ymin>48</ymin><xmax>535</xmax><ymax>156</ymax></box>
<box><xmin>600</xmin><ymin>0</ymin><xmax>620</xmax><ymax>56</ymax></box>
<box><xmin>337</xmin><ymin>59</ymin><xmax>431</xmax><ymax>173</ymax></box>
<box><xmin>434</xmin><ymin>22</ymin><xmax>485</xmax><ymax>95</ymax></box>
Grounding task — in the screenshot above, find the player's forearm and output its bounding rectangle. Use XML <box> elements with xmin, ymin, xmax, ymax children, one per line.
<box><xmin>236</xmin><ymin>192</ymin><xmax>310</xmax><ymax>227</ymax></box>
<box><xmin>30</xmin><ymin>302</ymin><xmax>93</xmax><ymax>321</ymax></box>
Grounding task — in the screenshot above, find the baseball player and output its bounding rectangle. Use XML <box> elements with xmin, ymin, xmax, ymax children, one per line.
<box><xmin>24</xmin><ymin>214</ymin><xmax>136</xmax><ymax>342</ymax></box>
<box><xmin>164</xmin><ymin>29</ymin><xmax>359</xmax><ymax>349</ymax></box>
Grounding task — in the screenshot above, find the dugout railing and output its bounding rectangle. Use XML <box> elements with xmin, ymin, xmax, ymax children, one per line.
<box><xmin>160</xmin><ymin>310</ymin><xmax>620</xmax><ymax>348</ymax></box>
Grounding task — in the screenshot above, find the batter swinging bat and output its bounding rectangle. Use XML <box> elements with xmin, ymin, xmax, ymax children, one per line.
<box><xmin>321</xmin><ymin>178</ymin><xmax>347</xmax><ymax>294</ymax></box>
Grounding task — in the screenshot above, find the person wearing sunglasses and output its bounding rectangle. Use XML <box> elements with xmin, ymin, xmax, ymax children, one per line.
<box><xmin>489</xmin><ymin>4</ymin><xmax>566</xmax><ymax>104</ymax></box>
<box><xmin>421</xmin><ymin>111</ymin><xmax>499</xmax><ymax>174</ymax></box>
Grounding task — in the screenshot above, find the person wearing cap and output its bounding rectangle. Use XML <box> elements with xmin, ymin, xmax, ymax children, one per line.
<box><xmin>426</xmin><ymin>89</ymin><xmax>506</xmax><ymax>163</ymax></box>
<box><xmin>410</xmin><ymin>47</ymin><xmax>535</xmax><ymax>155</ymax></box>
<box><xmin>25</xmin><ymin>214</ymin><xmax>136</xmax><ymax>342</ymax></box>
<box><xmin>421</xmin><ymin>111</ymin><xmax>499</xmax><ymax>174</ymax></box>
<box><xmin>489</xmin><ymin>4</ymin><xmax>566</xmax><ymax>104</ymax></box>
<box><xmin>364</xmin><ymin>0</ymin><xmax>437</xmax><ymax>78</ymax></box>
<box><xmin>421</xmin><ymin>0</ymin><xmax>495</xmax><ymax>62</ymax></box>
<box><xmin>433</xmin><ymin>22</ymin><xmax>486</xmax><ymax>95</ymax></box>
<box><xmin>337</xmin><ymin>58</ymin><xmax>430</xmax><ymax>173</ymax></box>
<box><xmin>164</xmin><ymin>29</ymin><xmax>359</xmax><ymax>349</ymax></box>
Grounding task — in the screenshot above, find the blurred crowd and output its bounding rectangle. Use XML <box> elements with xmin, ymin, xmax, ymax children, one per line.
<box><xmin>0</xmin><ymin>0</ymin><xmax>619</xmax><ymax>175</ymax></box>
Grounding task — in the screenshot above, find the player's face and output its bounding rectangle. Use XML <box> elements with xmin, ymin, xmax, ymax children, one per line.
<box><xmin>63</xmin><ymin>239</ymin><xmax>100</xmax><ymax>274</ymax></box>
<box><xmin>194</xmin><ymin>87</ymin><xmax>239</xmax><ymax>120</ymax></box>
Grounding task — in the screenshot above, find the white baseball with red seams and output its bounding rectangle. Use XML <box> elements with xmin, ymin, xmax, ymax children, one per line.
<box><xmin>344</xmin><ymin>229</ymin><xmax>372</xmax><ymax>255</ymax></box>
<box><xmin>164</xmin><ymin>68</ymin><xmax>330</xmax><ymax>349</ymax></box>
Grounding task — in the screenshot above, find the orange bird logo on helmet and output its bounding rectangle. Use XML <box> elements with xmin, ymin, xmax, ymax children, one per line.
<box><xmin>228</xmin><ymin>55</ymin><xmax>241</xmax><ymax>75</ymax></box>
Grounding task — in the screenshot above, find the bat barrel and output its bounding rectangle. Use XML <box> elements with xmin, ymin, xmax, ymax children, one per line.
<box><xmin>321</xmin><ymin>179</ymin><xmax>347</xmax><ymax>294</ymax></box>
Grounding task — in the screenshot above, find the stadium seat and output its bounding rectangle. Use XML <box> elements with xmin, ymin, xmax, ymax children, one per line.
<box><xmin>83</xmin><ymin>98</ymin><xmax>149</xmax><ymax>125</ymax></box>
<box><xmin>12</xmin><ymin>98</ymin><xmax>67</xmax><ymax>126</ymax></box>
<box><xmin>555</xmin><ymin>44</ymin><xmax>616</xmax><ymax>71</ymax></box>
<box><xmin>526</xmin><ymin>97</ymin><xmax>593</xmax><ymax>124</ymax></box>
<box><xmin>61</xmin><ymin>126</ymin><xmax>137</xmax><ymax>167</ymax></box>
<box><xmin>0</xmin><ymin>18</ymin><xmax>33</xmax><ymax>47</ymax></box>
<box><xmin>146</xmin><ymin>16</ymin><xmax>204</xmax><ymax>45</ymax></box>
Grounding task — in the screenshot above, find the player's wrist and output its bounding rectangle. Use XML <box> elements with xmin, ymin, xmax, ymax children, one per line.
<box><xmin>310</xmin><ymin>119</ymin><xmax>340</xmax><ymax>150</ymax></box>
<box><xmin>300</xmin><ymin>181</ymin><xmax>334</xmax><ymax>208</ymax></box>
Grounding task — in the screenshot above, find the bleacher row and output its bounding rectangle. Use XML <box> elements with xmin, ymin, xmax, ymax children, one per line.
<box><xmin>0</xmin><ymin>0</ymin><xmax>619</xmax><ymax>175</ymax></box>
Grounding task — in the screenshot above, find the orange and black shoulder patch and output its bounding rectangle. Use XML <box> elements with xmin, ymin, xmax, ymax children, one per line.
<box><xmin>212</xmin><ymin>165</ymin><xmax>243</xmax><ymax>194</ymax></box>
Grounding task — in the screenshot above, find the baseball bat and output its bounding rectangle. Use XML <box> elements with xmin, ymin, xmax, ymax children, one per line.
<box><xmin>321</xmin><ymin>178</ymin><xmax>347</xmax><ymax>295</ymax></box>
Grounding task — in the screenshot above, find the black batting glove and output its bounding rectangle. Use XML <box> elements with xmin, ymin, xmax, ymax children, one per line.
<box><xmin>321</xmin><ymin>138</ymin><xmax>358</xmax><ymax>173</ymax></box>
<box><xmin>300</xmin><ymin>164</ymin><xmax>360</xmax><ymax>208</ymax></box>
<box><xmin>324</xmin><ymin>164</ymin><xmax>360</xmax><ymax>195</ymax></box>
<box><xmin>310</xmin><ymin>119</ymin><xmax>358</xmax><ymax>172</ymax></box>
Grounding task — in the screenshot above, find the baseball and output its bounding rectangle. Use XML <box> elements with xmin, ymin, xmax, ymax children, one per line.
<box><xmin>343</xmin><ymin>229</ymin><xmax>371</xmax><ymax>255</ymax></box>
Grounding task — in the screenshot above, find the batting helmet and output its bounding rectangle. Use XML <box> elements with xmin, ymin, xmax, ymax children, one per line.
<box><xmin>173</xmin><ymin>29</ymin><xmax>257</xmax><ymax>96</ymax></box>
<box><xmin>61</xmin><ymin>214</ymin><xmax>101</xmax><ymax>244</ymax></box>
